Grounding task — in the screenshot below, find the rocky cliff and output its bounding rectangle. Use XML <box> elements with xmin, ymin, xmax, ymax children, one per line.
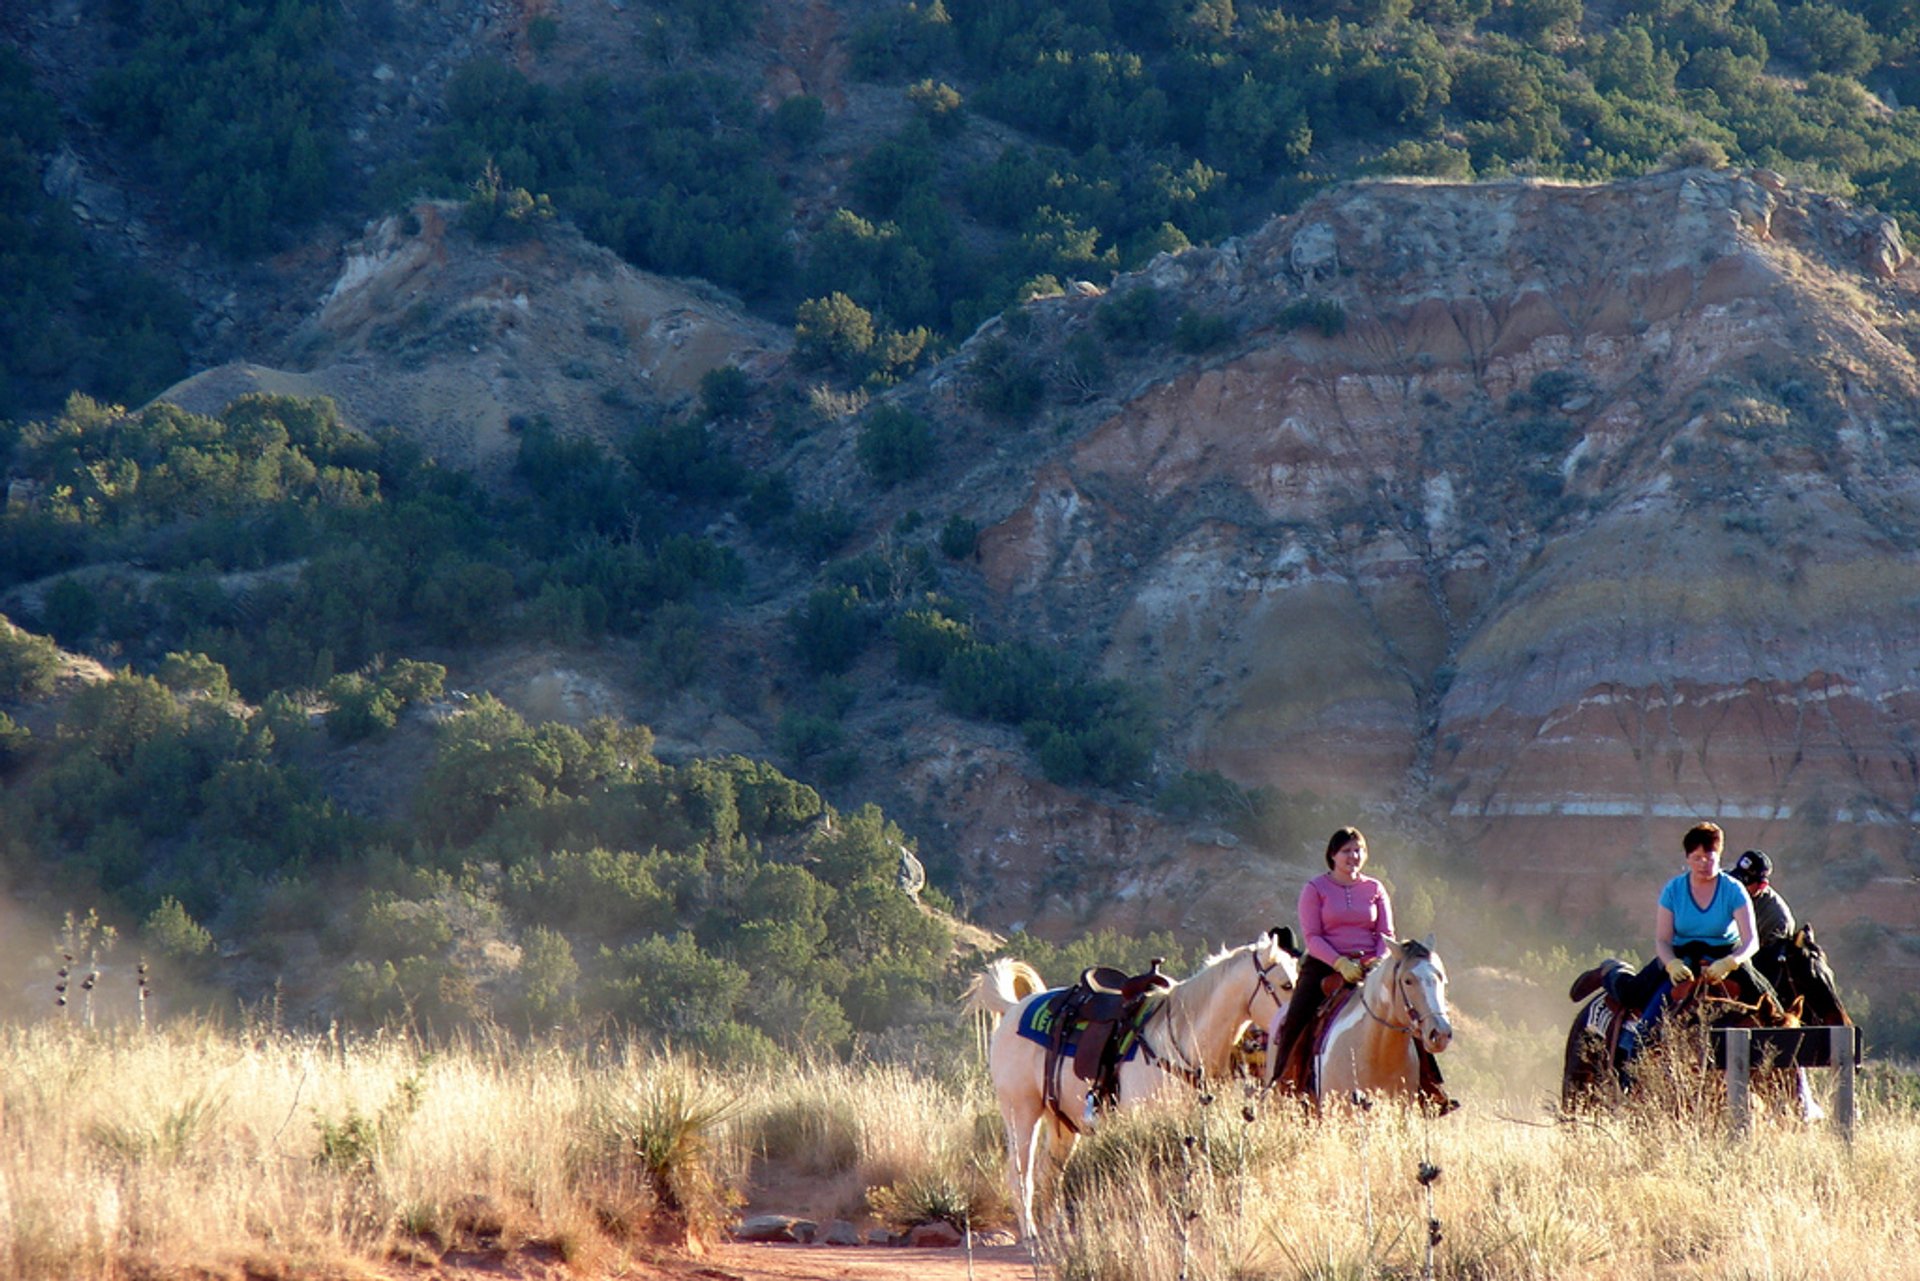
<box><xmin>837</xmin><ymin>169</ymin><xmax>1920</xmax><ymax>979</ymax></box>
<box><xmin>106</xmin><ymin>165</ymin><xmax>1920</xmax><ymax>996</ymax></box>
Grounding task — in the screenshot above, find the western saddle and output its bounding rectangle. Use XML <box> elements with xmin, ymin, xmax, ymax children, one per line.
<box><xmin>1042</xmin><ymin>958</ymin><xmax>1173</xmax><ymax>1127</ymax></box>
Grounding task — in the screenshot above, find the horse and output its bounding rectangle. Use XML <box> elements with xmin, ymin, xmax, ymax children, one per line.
<box><xmin>1755</xmin><ymin>924</ymin><xmax>1851</xmax><ymax>1030</ymax></box>
<box><xmin>1309</xmin><ymin>936</ymin><xmax>1455</xmax><ymax>1105</ymax></box>
<box><xmin>964</xmin><ymin>929</ymin><xmax>1298</xmax><ymax>1241</ymax></box>
<box><xmin>1561</xmin><ymin>964</ymin><xmax>1802</xmax><ymax>1115</ymax></box>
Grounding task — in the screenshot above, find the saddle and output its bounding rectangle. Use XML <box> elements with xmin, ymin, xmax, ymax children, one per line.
<box><xmin>1270</xmin><ymin>981</ymin><xmax>1361</xmax><ymax>1095</ymax></box>
<box><xmin>1583</xmin><ymin>976</ymin><xmax>1745</xmax><ymax>1081</ymax></box>
<box><xmin>1040</xmin><ymin>959</ymin><xmax>1173</xmax><ymax>1127</ymax></box>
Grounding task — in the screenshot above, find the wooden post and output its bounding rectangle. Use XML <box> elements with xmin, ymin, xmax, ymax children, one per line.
<box><xmin>1832</xmin><ymin>1026</ymin><xmax>1855</xmax><ymax>1144</ymax></box>
<box><xmin>1724</xmin><ymin>1028</ymin><xmax>1751</xmax><ymax>1139</ymax></box>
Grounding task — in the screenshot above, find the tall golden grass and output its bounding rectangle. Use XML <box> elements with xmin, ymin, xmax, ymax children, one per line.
<box><xmin>1</xmin><ymin>1017</ymin><xmax>1915</xmax><ymax>1279</ymax></box>
<box><xmin>0</xmin><ymin>1020</ymin><xmax>1005</xmax><ymax>1278</ymax></box>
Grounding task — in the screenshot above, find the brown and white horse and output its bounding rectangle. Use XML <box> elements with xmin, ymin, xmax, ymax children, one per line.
<box><xmin>1312</xmin><ymin>936</ymin><xmax>1455</xmax><ymax>1104</ymax></box>
<box><xmin>964</xmin><ymin>930</ymin><xmax>1298</xmax><ymax>1240</ymax></box>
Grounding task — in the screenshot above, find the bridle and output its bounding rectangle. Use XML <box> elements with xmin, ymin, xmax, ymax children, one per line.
<box><xmin>1250</xmin><ymin>947</ymin><xmax>1295</xmax><ymax>1022</ymax></box>
<box><xmin>1361</xmin><ymin>948</ymin><xmax>1440</xmax><ymax>1042</ymax></box>
<box><xmin>1139</xmin><ymin>942</ymin><xmax>1295</xmax><ymax>1087</ymax></box>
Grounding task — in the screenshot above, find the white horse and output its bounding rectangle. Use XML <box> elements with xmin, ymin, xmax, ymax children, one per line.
<box><xmin>965</xmin><ymin>930</ymin><xmax>1298</xmax><ymax>1240</ymax></box>
<box><xmin>1313</xmin><ymin>936</ymin><xmax>1454</xmax><ymax>1103</ymax></box>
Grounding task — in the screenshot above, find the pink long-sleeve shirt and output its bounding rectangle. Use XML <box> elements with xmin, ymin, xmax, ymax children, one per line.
<box><xmin>1298</xmin><ymin>873</ymin><xmax>1393</xmax><ymax>966</ymax></box>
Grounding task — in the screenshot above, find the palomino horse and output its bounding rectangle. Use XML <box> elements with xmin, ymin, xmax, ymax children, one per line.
<box><xmin>1311</xmin><ymin>936</ymin><xmax>1455</xmax><ymax>1104</ymax></box>
<box><xmin>965</xmin><ymin>930</ymin><xmax>1298</xmax><ymax>1240</ymax></box>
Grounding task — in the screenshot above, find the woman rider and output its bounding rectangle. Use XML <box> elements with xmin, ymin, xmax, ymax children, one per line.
<box><xmin>1571</xmin><ymin>821</ymin><xmax>1780</xmax><ymax>1015</ymax></box>
<box><xmin>1270</xmin><ymin>826</ymin><xmax>1453</xmax><ymax>1110</ymax></box>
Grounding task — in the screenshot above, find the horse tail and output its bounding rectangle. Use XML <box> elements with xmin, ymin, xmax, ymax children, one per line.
<box><xmin>963</xmin><ymin>957</ymin><xmax>1047</xmax><ymax>1024</ymax></box>
<box><xmin>963</xmin><ymin>958</ymin><xmax>1047</xmax><ymax>1068</ymax></box>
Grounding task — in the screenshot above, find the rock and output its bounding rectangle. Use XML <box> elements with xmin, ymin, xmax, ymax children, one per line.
<box><xmin>908</xmin><ymin>1221</ymin><xmax>965</xmax><ymax>1248</ymax></box>
<box><xmin>821</xmin><ymin>1219</ymin><xmax>863</xmax><ymax>1245</ymax></box>
<box><xmin>730</xmin><ymin>1214</ymin><xmax>819</xmax><ymax>1243</ymax></box>
<box><xmin>896</xmin><ymin>844</ymin><xmax>926</xmax><ymax>898</ymax></box>
<box><xmin>866</xmin><ymin>1227</ymin><xmax>897</xmax><ymax>1246</ymax></box>
<box><xmin>1288</xmin><ymin>222</ymin><xmax>1339</xmax><ymax>284</ymax></box>
<box><xmin>1855</xmin><ymin>213</ymin><xmax>1908</xmax><ymax>279</ymax></box>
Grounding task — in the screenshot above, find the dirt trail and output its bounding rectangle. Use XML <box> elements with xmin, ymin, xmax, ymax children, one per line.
<box><xmin>690</xmin><ymin>1240</ymin><xmax>1044</xmax><ymax>1280</ymax></box>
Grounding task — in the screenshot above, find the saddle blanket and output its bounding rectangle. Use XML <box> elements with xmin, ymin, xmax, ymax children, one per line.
<box><xmin>1313</xmin><ymin>986</ymin><xmax>1359</xmax><ymax>1058</ymax></box>
<box><xmin>1016</xmin><ymin>990</ymin><xmax>1148</xmax><ymax>1062</ymax></box>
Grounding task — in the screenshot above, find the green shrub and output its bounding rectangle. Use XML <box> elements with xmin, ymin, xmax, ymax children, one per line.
<box><xmin>772</xmin><ymin>94</ymin><xmax>827</xmax><ymax>149</ymax></box>
<box><xmin>937</xmin><ymin>514</ymin><xmax>979</xmax><ymax>560</ymax></box>
<box><xmin>858</xmin><ymin>404</ymin><xmax>936</xmax><ymax>485</ymax></box>
<box><xmin>588</xmin><ymin>1060</ymin><xmax>745</xmax><ymax>1234</ymax></box>
<box><xmin>795</xmin><ymin>292</ymin><xmax>877</xmax><ymax>371</ymax></box>
<box><xmin>144</xmin><ymin>896</ymin><xmax>215</xmax><ymax>959</ymax></box>
<box><xmin>699</xmin><ymin>365</ymin><xmax>753</xmax><ymax>421</ymax></box>
<box><xmin>1278</xmin><ymin>297</ymin><xmax>1348</xmax><ymax>337</ymax></box>
<box><xmin>1173</xmin><ymin>309</ymin><xmax>1234</xmax><ymax>354</ymax></box>
<box><xmin>969</xmin><ymin>337</ymin><xmax>1045</xmax><ymax>418</ymax></box>
<box><xmin>789</xmin><ymin>586</ymin><xmax>875</xmax><ymax>675</ymax></box>
<box><xmin>0</xmin><ymin>712</ymin><xmax>32</xmax><ymax>771</ymax></box>
<box><xmin>1095</xmin><ymin>286</ymin><xmax>1164</xmax><ymax>344</ymax></box>
<box><xmin>0</xmin><ymin>618</ymin><xmax>63</xmax><ymax>698</ymax></box>
<box><xmin>892</xmin><ymin>608</ymin><xmax>976</xmax><ymax>679</ymax></box>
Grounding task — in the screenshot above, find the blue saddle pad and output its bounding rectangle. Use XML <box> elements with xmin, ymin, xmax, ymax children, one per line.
<box><xmin>1015</xmin><ymin>990</ymin><xmax>1148</xmax><ymax>1062</ymax></box>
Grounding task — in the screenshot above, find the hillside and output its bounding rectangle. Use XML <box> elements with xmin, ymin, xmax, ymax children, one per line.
<box><xmin>6</xmin><ymin>0</ymin><xmax>1920</xmax><ymax>1049</ymax></box>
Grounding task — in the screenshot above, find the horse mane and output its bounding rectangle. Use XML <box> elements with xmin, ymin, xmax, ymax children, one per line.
<box><xmin>1178</xmin><ymin>940</ymin><xmax>1254</xmax><ymax>1005</ymax></box>
<box><xmin>1186</xmin><ymin>932</ymin><xmax>1291</xmax><ymax>999</ymax></box>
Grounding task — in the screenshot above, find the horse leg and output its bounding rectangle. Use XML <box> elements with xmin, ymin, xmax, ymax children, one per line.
<box><xmin>1795</xmin><ymin>1067</ymin><xmax>1825</xmax><ymax>1123</ymax></box>
<box><xmin>1001</xmin><ymin>1098</ymin><xmax>1043</xmax><ymax>1241</ymax></box>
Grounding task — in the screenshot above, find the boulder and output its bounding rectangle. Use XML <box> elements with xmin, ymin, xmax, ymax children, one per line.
<box><xmin>730</xmin><ymin>1214</ymin><xmax>818</xmax><ymax>1243</ymax></box>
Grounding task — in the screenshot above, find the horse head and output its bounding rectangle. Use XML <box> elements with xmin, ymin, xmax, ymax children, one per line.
<box><xmin>1380</xmin><ymin>936</ymin><xmax>1454</xmax><ymax>1055</ymax></box>
<box><xmin>1780</xmin><ymin>924</ymin><xmax>1851</xmax><ymax>1027</ymax></box>
<box><xmin>1247</xmin><ymin>928</ymin><xmax>1300</xmax><ymax>1027</ymax></box>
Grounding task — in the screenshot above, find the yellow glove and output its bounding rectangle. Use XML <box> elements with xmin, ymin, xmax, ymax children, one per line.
<box><xmin>1665</xmin><ymin>959</ymin><xmax>1695</xmax><ymax>985</ymax></box>
<box><xmin>1333</xmin><ymin>957</ymin><xmax>1365</xmax><ymax>984</ymax></box>
<box><xmin>1704</xmin><ymin>956</ymin><xmax>1740</xmax><ymax>983</ymax></box>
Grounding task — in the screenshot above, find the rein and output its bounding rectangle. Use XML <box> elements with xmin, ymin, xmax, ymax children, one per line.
<box><xmin>1138</xmin><ymin>948</ymin><xmax>1293</xmax><ymax>1088</ymax></box>
<box><xmin>1360</xmin><ymin>954</ymin><xmax>1422</xmax><ymax>1037</ymax></box>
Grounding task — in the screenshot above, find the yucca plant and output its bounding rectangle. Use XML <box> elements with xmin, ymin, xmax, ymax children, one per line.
<box><xmin>584</xmin><ymin>1058</ymin><xmax>745</xmax><ymax>1241</ymax></box>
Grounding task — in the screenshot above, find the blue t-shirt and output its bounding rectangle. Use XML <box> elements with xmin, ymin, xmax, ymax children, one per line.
<box><xmin>1658</xmin><ymin>872</ymin><xmax>1751</xmax><ymax>948</ymax></box>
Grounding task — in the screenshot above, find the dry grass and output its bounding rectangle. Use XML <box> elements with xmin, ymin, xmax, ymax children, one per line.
<box><xmin>0</xmin><ymin>1018</ymin><xmax>1915</xmax><ymax>1279</ymax></box>
<box><xmin>1037</xmin><ymin>1075</ymin><xmax>1920</xmax><ymax>1281</ymax></box>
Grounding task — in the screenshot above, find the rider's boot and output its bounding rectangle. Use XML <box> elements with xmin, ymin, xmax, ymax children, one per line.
<box><xmin>1569</xmin><ymin>958</ymin><xmax>1627</xmax><ymax>1003</ymax></box>
<box><xmin>1418</xmin><ymin>1047</ymin><xmax>1461</xmax><ymax>1115</ymax></box>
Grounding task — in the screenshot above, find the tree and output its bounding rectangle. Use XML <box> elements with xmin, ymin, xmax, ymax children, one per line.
<box><xmin>794</xmin><ymin>293</ymin><xmax>876</xmax><ymax>372</ymax></box>
<box><xmin>857</xmin><ymin>405</ymin><xmax>936</xmax><ymax>485</ymax></box>
<box><xmin>145</xmin><ymin>896</ymin><xmax>215</xmax><ymax>960</ymax></box>
<box><xmin>772</xmin><ymin>94</ymin><xmax>827</xmax><ymax>149</ymax></box>
<box><xmin>699</xmin><ymin>365</ymin><xmax>753</xmax><ymax>421</ymax></box>
<box><xmin>0</xmin><ymin>618</ymin><xmax>63</xmax><ymax>698</ymax></box>
<box><xmin>789</xmin><ymin>587</ymin><xmax>875</xmax><ymax>675</ymax></box>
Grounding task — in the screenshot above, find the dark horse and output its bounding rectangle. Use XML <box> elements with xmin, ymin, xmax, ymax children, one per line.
<box><xmin>1561</xmin><ymin>965</ymin><xmax>1801</xmax><ymax>1114</ymax></box>
<box><xmin>1753</xmin><ymin>924</ymin><xmax>1851</xmax><ymax>1031</ymax></box>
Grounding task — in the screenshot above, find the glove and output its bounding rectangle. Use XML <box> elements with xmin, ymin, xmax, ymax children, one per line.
<box><xmin>1665</xmin><ymin>959</ymin><xmax>1695</xmax><ymax>985</ymax></box>
<box><xmin>1333</xmin><ymin>957</ymin><xmax>1365</xmax><ymax>984</ymax></box>
<box><xmin>1704</xmin><ymin>956</ymin><xmax>1740</xmax><ymax>983</ymax></box>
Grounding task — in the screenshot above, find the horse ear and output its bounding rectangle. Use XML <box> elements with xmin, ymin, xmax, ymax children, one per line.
<box><xmin>1420</xmin><ymin>933</ymin><xmax>1437</xmax><ymax>953</ymax></box>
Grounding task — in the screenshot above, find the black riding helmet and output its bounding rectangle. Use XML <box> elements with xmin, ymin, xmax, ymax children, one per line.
<box><xmin>1731</xmin><ymin>849</ymin><xmax>1772</xmax><ymax>886</ymax></box>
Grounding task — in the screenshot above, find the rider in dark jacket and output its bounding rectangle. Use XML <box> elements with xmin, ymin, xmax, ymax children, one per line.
<box><xmin>1731</xmin><ymin>849</ymin><xmax>1794</xmax><ymax>944</ymax></box>
<box><xmin>1730</xmin><ymin>848</ymin><xmax>1796</xmax><ymax>981</ymax></box>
